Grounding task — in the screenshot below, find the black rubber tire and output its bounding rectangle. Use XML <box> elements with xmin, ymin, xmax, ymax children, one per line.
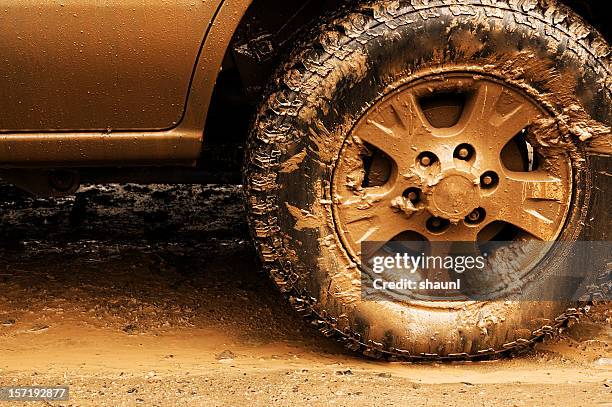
<box><xmin>244</xmin><ymin>0</ymin><xmax>610</xmax><ymax>360</ymax></box>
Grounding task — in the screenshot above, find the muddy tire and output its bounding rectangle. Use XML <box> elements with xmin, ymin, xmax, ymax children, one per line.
<box><xmin>244</xmin><ymin>0</ymin><xmax>610</xmax><ymax>360</ymax></box>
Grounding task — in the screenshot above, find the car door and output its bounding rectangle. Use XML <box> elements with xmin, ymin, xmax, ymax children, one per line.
<box><xmin>0</xmin><ymin>0</ymin><xmax>221</xmax><ymax>132</ymax></box>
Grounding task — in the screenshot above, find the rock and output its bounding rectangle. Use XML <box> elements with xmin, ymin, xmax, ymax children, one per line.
<box><xmin>26</xmin><ymin>324</ymin><xmax>49</xmax><ymax>333</ymax></box>
<box><xmin>594</xmin><ymin>358</ymin><xmax>612</xmax><ymax>366</ymax></box>
<box><xmin>216</xmin><ymin>350</ymin><xmax>236</xmax><ymax>362</ymax></box>
<box><xmin>1</xmin><ymin>318</ymin><xmax>16</xmax><ymax>326</ymax></box>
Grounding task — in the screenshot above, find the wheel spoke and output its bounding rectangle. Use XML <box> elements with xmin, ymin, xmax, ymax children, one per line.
<box><xmin>456</xmin><ymin>81</ymin><xmax>541</xmax><ymax>148</ymax></box>
<box><xmin>428</xmin><ymin>223</ymin><xmax>479</xmax><ymax>242</ymax></box>
<box><xmin>497</xmin><ymin>206</ymin><xmax>560</xmax><ymax>241</ymax></box>
<box><xmin>352</xmin><ymin>92</ymin><xmax>430</xmax><ymax>169</ymax></box>
<box><xmin>485</xmin><ymin>171</ymin><xmax>568</xmax><ymax>240</ymax></box>
<box><xmin>336</xmin><ymin>189</ymin><xmax>429</xmax><ymax>256</ymax></box>
<box><xmin>503</xmin><ymin>171</ymin><xmax>566</xmax><ymax>201</ymax></box>
<box><xmin>456</xmin><ymin>81</ymin><xmax>505</xmax><ymax>135</ymax></box>
<box><xmin>490</xmin><ymin>102</ymin><xmax>541</xmax><ymax>148</ymax></box>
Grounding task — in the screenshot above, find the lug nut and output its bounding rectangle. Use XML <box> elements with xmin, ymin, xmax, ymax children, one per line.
<box><xmin>465</xmin><ymin>208</ymin><xmax>486</xmax><ymax>225</ymax></box>
<box><xmin>426</xmin><ymin>216</ymin><xmax>449</xmax><ymax>233</ymax></box>
<box><xmin>403</xmin><ymin>187</ymin><xmax>421</xmax><ymax>204</ymax></box>
<box><xmin>454</xmin><ymin>144</ymin><xmax>474</xmax><ymax>161</ymax></box>
<box><xmin>417</xmin><ymin>152</ymin><xmax>437</xmax><ymax>167</ymax></box>
<box><xmin>458</xmin><ymin>148</ymin><xmax>470</xmax><ymax>159</ymax></box>
<box><xmin>480</xmin><ymin>171</ymin><xmax>499</xmax><ymax>189</ymax></box>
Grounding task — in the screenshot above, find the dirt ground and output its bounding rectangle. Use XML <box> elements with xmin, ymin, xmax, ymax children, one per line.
<box><xmin>0</xmin><ymin>183</ymin><xmax>609</xmax><ymax>406</ymax></box>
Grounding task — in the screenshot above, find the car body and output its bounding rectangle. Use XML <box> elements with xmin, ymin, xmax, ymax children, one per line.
<box><xmin>1</xmin><ymin>0</ymin><xmax>251</xmax><ymax>169</ymax></box>
<box><xmin>0</xmin><ymin>0</ymin><xmax>607</xmax><ymax>176</ymax></box>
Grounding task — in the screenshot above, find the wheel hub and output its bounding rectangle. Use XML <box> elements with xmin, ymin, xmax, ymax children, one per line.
<box><xmin>428</xmin><ymin>173</ymin><xmax>478</xmax><ymax>222</ymax></box>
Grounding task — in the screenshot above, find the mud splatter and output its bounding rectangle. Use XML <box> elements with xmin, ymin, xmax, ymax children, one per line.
<box><xmin>285</xmin><ymin>202</ymin><xmax>320</xmax><ymax>231</ymax></box>
<box><xmin>279</xmin><ymin>150</ymin><xmax>307</xmax><ymax>173</ymax></box>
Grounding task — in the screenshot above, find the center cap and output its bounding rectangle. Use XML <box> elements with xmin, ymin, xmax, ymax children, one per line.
<box><xmin>429</xmin><ymin>175</ymin><xmax>478</xmax><ymax>221</ymax></box>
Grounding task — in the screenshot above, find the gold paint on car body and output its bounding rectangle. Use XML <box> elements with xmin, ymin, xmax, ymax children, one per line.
<box><xmin>0</xmin><ymin>0</ymin><xmax>252</xmax><ymax>166</ymax></box>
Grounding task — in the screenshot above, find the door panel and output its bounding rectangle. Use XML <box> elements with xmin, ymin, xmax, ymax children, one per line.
<box><xmin>0</xmin><ymin>0</ymin><xmax>220</xmax><ymax>131</ymax></box>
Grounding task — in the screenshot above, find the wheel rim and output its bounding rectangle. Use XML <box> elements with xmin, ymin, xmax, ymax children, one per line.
<box><xmin>331</xmin><ymin>73</ymin><xmax>572</xmax><ymax>266</ymax></box>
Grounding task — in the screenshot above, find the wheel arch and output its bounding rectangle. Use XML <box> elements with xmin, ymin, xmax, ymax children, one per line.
<box><xmin>201</xmin><ymin>0</ymin><xmax>351</xmax><ymax>156</ymax></box>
